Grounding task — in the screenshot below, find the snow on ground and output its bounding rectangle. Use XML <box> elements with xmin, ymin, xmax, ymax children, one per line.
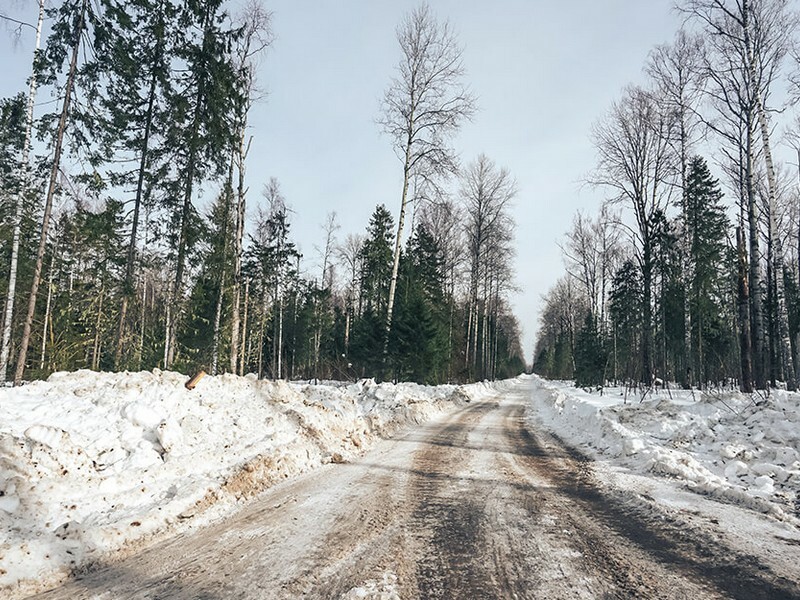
<box><xmin>0</xmin><ymin>369</ymin><xmax>497</xmax><ymax>595</ymax></box>
<box><xmin>526</xmin><ymin>375</ymin><xmax>800</xmax><ymax>523</ymax></box>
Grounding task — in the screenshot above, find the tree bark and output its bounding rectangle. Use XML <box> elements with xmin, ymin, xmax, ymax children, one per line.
<box><xmin>737</xmin><ymin>226</ymin><xmax>754</xmax><ymax>393</ymax></box>
<box><xmin>385</xmin><ymin>151</ymin><xmax>411</xmax><ymax>362</ymax></box>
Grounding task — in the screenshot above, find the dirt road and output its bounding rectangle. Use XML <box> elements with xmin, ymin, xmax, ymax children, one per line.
<box><xmin>32</xmin><ymin>380</ymin><xmax>800</xmax><ymax>599</ymax></box>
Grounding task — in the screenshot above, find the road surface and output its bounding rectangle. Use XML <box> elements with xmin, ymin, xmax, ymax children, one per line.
<box><xmin>32</xmin><ymin>380</ymin><xmax>800</xmax><ymax>599</ymax></box>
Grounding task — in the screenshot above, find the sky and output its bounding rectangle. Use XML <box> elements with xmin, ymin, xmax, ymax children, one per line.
<box><xmin>0</xmin><ymin>0</ymin><xmax>684</xmax><ymax>361</ymax></box>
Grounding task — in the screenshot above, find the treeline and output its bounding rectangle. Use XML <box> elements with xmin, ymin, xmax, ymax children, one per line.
<box><xmin>534</xmin><ymin>0</ymin><xmax>800</xmax><ymax>393</ymax></box>
<box><xmin>0</xmin><ymin>2</ymin><xmax>524</xmax><ymax>384</ymax></box>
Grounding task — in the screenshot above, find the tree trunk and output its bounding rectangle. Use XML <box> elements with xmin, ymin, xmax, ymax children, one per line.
<box><xmin>211</xmin><ymin>156</ymin><xmax>234</xmax><ymax>376</ymax></box>
<box><xmin>737</xmin><ymin>227</ymin><xmax>754</xmax><ymax>393</ymax></box>
<box><xmin>744</xmin><ymin>117</ymin><xmax>766</xmax><ymax>389</ymax></box>
<box><xmin>642</xmin><ymin>243</ymin><xmax>654</xmax><ymax>385</ymax></box>
<box><xmin>385</xmin><ymin>140</ymin><xmax>412</xmax><ymax>361</ymax></box>
<box><xmin>211</xmin><ymin>269</ymin><xmax>226</xmax><ymax>376</ymax></box>
<box><xmin>137</xmin><ymin>275</ymin><xmax>147</xmax><ymax>369</ymax></box>
<box><xmin>39</xmin><ymin>254</ymin><xmax>54</xmax><ymax>372</ymax></box>
<box><xmin>230</xmin><ymin>133</ymin><xmax>249</xmax><ymax>374</ymax></box>
<box><xmin>753</xmin><ymin>90</ymin><xmax>796</xmax><ymax>390</ymax></box>
<box><xmin>92</xmin><ymin>279</ymin><xmax>105</xmax><ymax>371</ymax></box>
<box><xmin>14</xmin><ymin>0</ymin><xmax>86</xmax><ymax>385</ymax></box>
<box><xmin>239</xmin><ymin>277</ymin><xmax>249</xmax><ymax>375</ymax></box>
<box><xmin>0</xmin><ymin>0</ymin><xmax>45</xmax><ymax>383</ymax></box>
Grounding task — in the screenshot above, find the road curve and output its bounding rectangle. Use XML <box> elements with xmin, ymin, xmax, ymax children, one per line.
<box><xmin>32</xmin><ymin>379</ymin><xmax>800</xmax><ymax>599</ymax></box>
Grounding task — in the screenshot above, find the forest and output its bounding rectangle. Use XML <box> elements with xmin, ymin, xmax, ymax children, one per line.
<box><xmin>0</xmin><ymin>1</ymin><xmax>525</xmax><ymax>386</ymax></box>
<box><xmin>534</xmin><ymin>0</ymin><xmax>800</xmax><ymax>393</ymax></box>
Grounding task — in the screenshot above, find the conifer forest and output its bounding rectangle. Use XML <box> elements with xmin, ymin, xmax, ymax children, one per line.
<box><xmin>534</xmin><ymin>0</ymin><xmax>800</xmax><ymax>394</ymax></box>
<box><xmin>0</xmin><ymin>2</ymin><xmax>525</xmax><ymax>386</ymax></box>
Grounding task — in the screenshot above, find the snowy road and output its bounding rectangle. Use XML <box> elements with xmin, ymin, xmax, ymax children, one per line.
<box><xmin>31</xmin><ymin>380</ymin><xmax>800</xmax><ymax>599</ymax></box>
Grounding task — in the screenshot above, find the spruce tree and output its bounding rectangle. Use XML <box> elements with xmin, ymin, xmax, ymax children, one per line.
<box><xmin>574</xmin><ymin>312</ymin><xmax>605</xmax><ymax>387</ymax></box>
<box><xmin>685</xmin><ymin>156</ymin><xmax>732</xmax><ymax>386</ymax></box>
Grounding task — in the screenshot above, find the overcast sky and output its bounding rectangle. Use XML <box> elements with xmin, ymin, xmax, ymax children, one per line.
<box><xmin>0</xmin><ymin>0</ymin><xmax>684</xmax><ymax>359</ymax></box>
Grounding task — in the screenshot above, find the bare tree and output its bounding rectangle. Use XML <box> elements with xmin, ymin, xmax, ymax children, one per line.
<box><xmin>418</xmin><ymin>198</ymin><xmax>465</xmax><ymax>379</ymax></box>
<box><xmin>646</xmin><ymin>29</ymin><xmax>705</xmax><ymax>387</ymax></box>
<box><xmin>378</xmin><ymin>3</ymin><xmax>476</xmax><ymax>361</ymax></box>
<box><xmin>460</xmin><ymin>154</ymin><xmax>517</xmax><ymax>380</ymax></box>
<box><xmin>230</xmin><ymin>0</ymin><xmax>272</xmax><ymax>375</ymax></box>
<box><xmin>336</xmin><ymin>234</ymin><xmax>364</xmax><ymax>355</ymax></box>
<box><xmin>560</xmin><ymin>206</ymin><xmax>622</xmax><ymax>332</ymax></box>
<box><xmin>591</xmin><ymin>85</ymin><xmax>678</xmax><ymax>385</ymax></box>
<box><xmin>684</xmin><ymin>0</ymin><xmax>795</xmax><ymax>389</ymax></box>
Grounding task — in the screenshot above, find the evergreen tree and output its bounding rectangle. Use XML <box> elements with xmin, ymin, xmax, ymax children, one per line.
<box><xmin>390</xmin><ymin>225</ymin><xmax>449</xmax><ymax>383</ymax></box>
<box><xmin>685</xmin><ymin>156</ymin><xmax>732</xmax><ymax>385</ymax></box>
<box><xmin>609</xmin><ymin>259</ymin><xmax>644</xmax><ymax>384</ymax></box>
<box><xmin>164</xmin><ymin>0</ymin><xmax>242</xmax><ymax>367</ymax></box>
<box><xmin>574</xmin><ymin>312</ymin><xmax>605</xmax><ymax>387</ymax></box>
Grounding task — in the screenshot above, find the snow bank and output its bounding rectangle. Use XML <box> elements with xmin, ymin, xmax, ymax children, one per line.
<box><xmin>0</xmin><ymin>369</ymin><xmax>497</xmax><ymax>595</ymax></box>
<box><xmin>527</xmin><ymin>376</ymin><xmax>800</xmax><ymax>523</ymax></box>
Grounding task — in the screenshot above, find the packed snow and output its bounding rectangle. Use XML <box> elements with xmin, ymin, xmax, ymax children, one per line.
<box><xmin>526</xmin><ymin>375</ymin><xmax>800</xmax><ymax>523</ymax></box>
<box><xmin>0</xmin><ymin>369</ymin><xmax>497</xmax><ymax>595</ymax></box>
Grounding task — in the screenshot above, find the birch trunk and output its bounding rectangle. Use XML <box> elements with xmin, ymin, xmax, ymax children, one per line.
<box><xmin>753</xmin><ymin>94</ymin><xmax>796</xmax><ymax>390</ymax></box>
<box><xmin>239</xmin><ymin>277</ymin><xmax>249</xmax><ymax>375</ymax></box>
<box><xmin>737</xmin><ymin>226</ymin><xmax>754</xmax><ymax>393</ymax></box>
<box><xmin>384</xmin><ymin>154</ymin><xmax>411</xmax><ymax>361</ymax></box>
<box><xmin>92</xmin><ymin>280</ymin><xmax>105</xmax><ymax>371</ymax></box>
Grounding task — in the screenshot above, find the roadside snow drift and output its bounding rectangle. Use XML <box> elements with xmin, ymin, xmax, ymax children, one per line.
<box><xmin>0</xmin><ymin>369</ymin><xmax>497</xmax><ymax>594</ymax></box>
<box><xmin>527</xmin><ymin>376</ymin><xmax>800</xmax><ymax>523</ymax></box>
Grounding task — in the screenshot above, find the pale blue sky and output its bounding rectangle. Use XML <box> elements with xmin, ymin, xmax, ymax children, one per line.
<box><xmin>1</xmin><ymin>1</ymin><xmax>683</xmax><ymax>359</ymax></box>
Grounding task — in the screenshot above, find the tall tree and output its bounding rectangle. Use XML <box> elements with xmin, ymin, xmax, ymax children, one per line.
<box><xmin>14</xmin><ymin>0</ymin><xmax>89</xmax><ymax>385</ymax></box>
<box><xmin>685</xmin><ymin>156</ymin><xmax>732</xmax><ymax>384</ymax></box>
<box><xmin>378</xmin><ymin>3</ymin><xmax>475</xmax><ymax>360</ymax></box>
<box><xmin>646</xmin><ymin>29</ymin><xmax>704</xmax><ymax>387</ymax></box>
<box><xmin>592</xmin><ymin>86</ymin><xmax>677</xmax><ymax>385</ymax></box>
<box><xmin>229</xmin><ymin>0</ymin><xmax>272</xmax><ymax>375</ymax></box>
<box><xmin>164</xmin><ymin>0</ymin><xmax>241</xmax><ymax>368</ymax></box>
<box><xmin>460</xmin><ymin>154</ymin><xmax>516</xmax><ymax>380</ymax></box>
<box><xmin>0</xmin><ymin>0</ymin><xmax>44</xmax><ymax>383</ymax></box>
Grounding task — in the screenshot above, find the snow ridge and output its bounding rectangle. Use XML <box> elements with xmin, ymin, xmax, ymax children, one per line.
<box><xmin>0</xmin><ymin>369</ymin><xmax>498</xmax><ymax>596</ymax></box>
<box><xmin>527</xmin><ymin>375</ymin><xmax>800</xmax><ymax>523</ymax></box>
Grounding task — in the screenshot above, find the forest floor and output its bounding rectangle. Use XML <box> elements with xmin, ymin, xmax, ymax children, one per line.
<box><xmin>24</xmin><ymin>378</ymin><xmax>800</xmax><ymax>599</ymax></box>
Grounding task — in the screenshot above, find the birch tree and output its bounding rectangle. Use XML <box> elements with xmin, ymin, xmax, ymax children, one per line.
<box><xmin>460</xmin><ymin>154</ymin><xmax>516</xmax><ymax>380</ymax></box>
<box><xmin>646</xmin><ymin>29</ymin><xmax>704</xmax><ymax>387</ymax></box>
<box><xmin>378</xmin><ymin>3</ymin><xmax>475</xmax><ymax>360</ymax></box>
<box><xmin>0</xmin><ymin>0</ymin><xmax>44</xmax><ymax>383</ymax></box>
<box><xmin>14</xmin><ymin>0</ymin><xmax>89</xmax><ymax>385</ymax></box>
<box><xmin>684</xmin><ymin>0</ymin><xmax>796</xmax><ymax>389</ymax></box>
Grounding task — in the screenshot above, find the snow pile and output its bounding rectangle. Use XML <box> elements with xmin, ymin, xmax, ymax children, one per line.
<box><xmin>527</xmin><ymin>376</ymin><xmax>800</xmax><ymax>522</ymax></box>
<box><xmin>341</xmin><ymin>571</ymin><xmax>400</xmax><ymax>599</ymax></box>
<box><xmin>0</xmin><ymin>369</ymin><xmax>495</xmax><ymax>594</ymax></box>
